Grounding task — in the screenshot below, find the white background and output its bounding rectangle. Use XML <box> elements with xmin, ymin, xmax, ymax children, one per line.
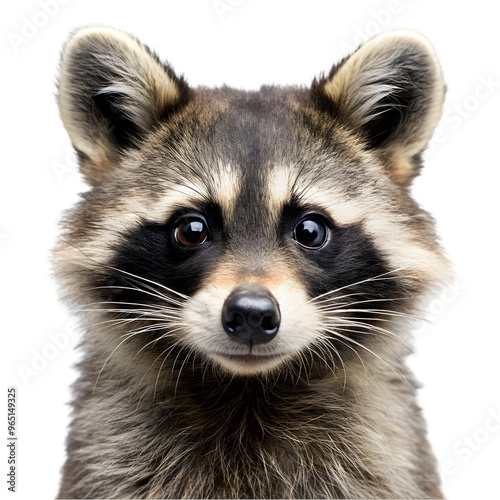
<box><xmin>2</xmin><ymin>0</ymin><xmax>499</xmax><ymax>498</ymax></box>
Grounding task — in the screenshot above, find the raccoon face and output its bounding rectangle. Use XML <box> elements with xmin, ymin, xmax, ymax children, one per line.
<box><xmin>56</xmin><ymin>27</ymin><xmax>449</xmax><ymax>377</ymax></box>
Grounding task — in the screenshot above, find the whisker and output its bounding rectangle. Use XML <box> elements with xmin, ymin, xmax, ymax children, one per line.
<box><xmin>313</xmin><ymin>293</ymin><xmax>388</xmax><ymax>308</ymax></box>
<box><xmin>121</xmin><ymin>276</ymin><xmax>187</xmax><ymax>305</ymax></box>
<box><xmin>174</xmin><ymin>349</ymin><xmax>194</xmax><ymax>399</ymax></box>
<box><xmin>321</xmin><ymin>308</ymin><xmax>425</xmax><ymax>322</ymax></box>
<box><xmin>68</xmin><ymin>245</ymin><xmax>190</xmax><ymax>301</ymax></box>
<box><xmin>61</xmin><ymin>242</ymin><xmax>190</xmax><ymax>300</ymax></box>
<box><xmin>90</xmin><ymin>285</ymin><xmax>185</xmax><ymax>307</ymax></box>
<box><xmin>315</xmin><ymin>297</ymin><xmax>410</xmax><ymax>311</ymax></box>
<box><xmin>309</xmin><ymin>341</ymin><xmax>339</xmax><ymax>383</ymax></box>
<box><xmin>78</xmin><ymin>300</ymin><xmax>181</xmax><ymax>312</ymax></box>
<box><xmin>169</xmin><ymin>348</ymin><xmax>186</xmax><ymax>400</ymax></box>
<box><xmin>325</xmin><ymin>328</ymin><xmax>386</xmax><ymax>364</ymax></box>
<box><xmin>92</xmin><ymin>330</ymin><xmax>140</xmax><ymax>393</ymax></box>
<box><xmin>324</xmin><ymin>327</ymin><xmax>409</xmax><ymax>384</ymax></box>
<box><xmin>329</xmin><ymin>343</ymin><xmax>347</xmax><ymax>390</ymax></box>
<box><xmin>153</xmin><ymin>343</ymin><xmax>181</xmax><ymax>401</ymax></box>
<box><xmin>76</xmin><ymin>307</ymin><xmax>182</xmax><ymax>317</ymax></box>
<box><xmin>131</xmin><ymin>327</ymin><xmax>185</xmax><ymax>355</ymax></box>
<box><xmin>323</xmin><ymin>318</ymin><xmax>400</xmax><ymax>340</ymax></box>
<box><xmin>313</xmin><ymin>337</ymin><xmax>337</xmax><ymax>372</ymax></box>
<box><xmin>308</xmin><ymin>268</ymin><xmax>407</xmax><ymax>304</ymax></box>
<box><xmin>328</xmin><ymin>335</ymin><xmax>368</xmax><ymax>380</ymax></box>
<box><xmin>80</xmin><ymin>316</ymin><xmax>185</xmax><ymax>334</ymax></box>
<box><xmin>76</xmin><ymin>309</ymin><xmax>184</xmax><ymax>323</ymax></box>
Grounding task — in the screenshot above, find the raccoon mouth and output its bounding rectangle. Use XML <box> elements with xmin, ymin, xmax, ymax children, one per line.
<box><xmin>210</xmin><ymin>351</ymin><xmax>286</xmax><ymax>374</ymax></box>
<box><xmin>223</xmin><ymin>353</ymin><xmax>280</xmax><ymax>363</ymax></box>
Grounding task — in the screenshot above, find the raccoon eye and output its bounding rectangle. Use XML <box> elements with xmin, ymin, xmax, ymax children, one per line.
<box><xmin>174</xmin><ymin>216</ymin><xmax>208</xmax><ymax>247</ymax></box>
<box><xmin>293</xmin><ymin>216</ymin><xmax>328</xmax><ymax>249</ymax></box>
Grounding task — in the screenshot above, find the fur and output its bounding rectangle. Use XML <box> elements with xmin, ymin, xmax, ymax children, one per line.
<box><xmin>55</xmin><ymin>26</ymin><xmax>450</xmax><ymax>498</ymax></box>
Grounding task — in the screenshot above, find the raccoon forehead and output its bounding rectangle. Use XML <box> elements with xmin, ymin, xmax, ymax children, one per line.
<box><xmin>263</xmin><ymin>152</ymin><xmax>394</xmax><ymax>227</ymax></box>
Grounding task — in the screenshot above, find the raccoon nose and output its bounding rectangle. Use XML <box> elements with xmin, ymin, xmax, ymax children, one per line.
<box><xmin>222</xmin><ymin>283</ymin><xmax>280</xmax><ymax>347</ymax></box>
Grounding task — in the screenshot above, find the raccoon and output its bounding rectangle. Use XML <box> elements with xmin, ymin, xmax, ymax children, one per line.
<box><xmin>55</xmin><ymin>26</ymin><xmax>450</xmax><ymax>499</ymax></box>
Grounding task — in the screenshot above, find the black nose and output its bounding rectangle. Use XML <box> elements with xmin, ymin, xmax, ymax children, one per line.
<box><xmin>222</xmin><ymin>283</ymin><xmax>280</xmax><ymax>348</ymax></box>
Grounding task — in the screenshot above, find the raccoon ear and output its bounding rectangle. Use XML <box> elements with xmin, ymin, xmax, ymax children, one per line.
<box><xmin>57</xmin><ymin>26</ymin><xmax>189</xmax><ymax>184</ymax></box>
<box><xmin>312</xmin><ymin>30</ymin><xmax>444</xmax><ymax>185</ymax></box>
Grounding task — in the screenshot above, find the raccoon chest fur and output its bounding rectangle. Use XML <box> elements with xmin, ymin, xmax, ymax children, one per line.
<box><xmin>66</xmin><ymin>361</ymin><xmax>433</xmax><ymax>499</ymax></box>
<box><xmin>55</xmin><ymin>26</ymin><xmax>449</xmax><ymax>499</ymax></box>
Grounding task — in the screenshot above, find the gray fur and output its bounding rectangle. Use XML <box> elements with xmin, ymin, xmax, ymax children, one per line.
<box><xmin>55</xmin><ymin>27</ymin><xmax>449</xmax><ymax>499</ymax></box>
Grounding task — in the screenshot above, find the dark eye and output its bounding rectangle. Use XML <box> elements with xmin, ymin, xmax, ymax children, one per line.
<box><xmin>293</xmin><ymin>216</ymin><xmax>328</xmax><ymax>249</ymax></box>
<box><xmin>174</xmin><ymin>216</ymin><xmax>208</xmax><ymax>247</ymax></box>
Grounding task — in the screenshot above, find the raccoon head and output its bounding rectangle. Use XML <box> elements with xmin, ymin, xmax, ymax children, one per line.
<box><xmin>55</xmin><ymin>27</ymin><xmax>450</xmax><ymax>379</ymax></box>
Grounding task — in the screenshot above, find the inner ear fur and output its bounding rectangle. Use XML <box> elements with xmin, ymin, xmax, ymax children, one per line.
<box><xmin>312</xmin><ymin>30</ymin><xmax>444</xmax><ymax>185</ymax></box>
<box><xmin>57</xmin><ymin>26</ymin><xmax>189</xmax><ymax>184</ymax></box>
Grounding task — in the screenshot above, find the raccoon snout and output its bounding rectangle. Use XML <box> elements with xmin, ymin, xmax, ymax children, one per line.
<box><xmin>221</xmin><ymin>283</ymin><xmax>280</xmax><ymax>348</ymax></box>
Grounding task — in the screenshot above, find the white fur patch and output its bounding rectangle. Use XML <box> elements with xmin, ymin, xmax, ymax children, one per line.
<box><xmin>182</xmin><ymin>277</ymin><xmax>323</xmax><ymax>376</ymax></box>
<box><xmin>266</xmin><ymin>164</ymin><xmax>366</xmax><ymax>226</ymax></box>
